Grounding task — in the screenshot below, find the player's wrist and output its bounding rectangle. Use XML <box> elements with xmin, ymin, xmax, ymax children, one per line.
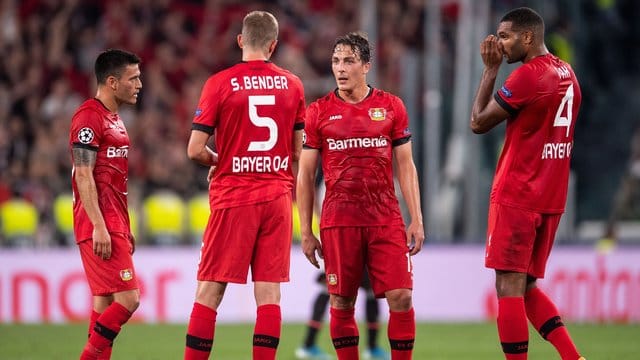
<box><xmin>483</xmin><ymin>66</ymin><xmax>500</xmax><ymax>77</ymax></box>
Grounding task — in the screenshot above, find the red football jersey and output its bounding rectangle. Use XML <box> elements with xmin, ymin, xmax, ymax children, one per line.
<box><xmin>70</xmin><ymin>98</ymin><xmax>131</xmax><ymax>242</ymax></box>
<box><xmin>305</xmin><ymin>88</ymin><xmax>411</xmax><ymax>227</ymax></box>
<box><xmin>192</xmin><ymin>61</ymin><xmax>306</xmax><ymax>209</ymax></box>
<box><xmin>492</xmin><ymin>54</ymin><xmax>582</xmax><ymax>213</ymax></box>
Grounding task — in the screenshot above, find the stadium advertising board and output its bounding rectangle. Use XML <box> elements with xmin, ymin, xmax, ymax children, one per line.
<box><xmin>0</xmin><ymin>246</ymin><xmax>638</xmax><ymax>323</ymax></box>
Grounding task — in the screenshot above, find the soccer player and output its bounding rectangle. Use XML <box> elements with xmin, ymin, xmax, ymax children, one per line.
<box><xmin>70</xmin><ymin>49</ymin><xmax>142</xmax><ymax>359</ymax></box>
<box><xmin>470</xmin><ymin>7</ymin><xmax>585</xmax><ymax>360</ymax></box>
<box><xmin>297</xmin><ymin>32</ymin><xmax>424</xmax><ymax>360</ymax></box>
<box><xmin>184</xmin><ymin>10</ymin><xmax>305</xmax><ymax>360</ymax></box>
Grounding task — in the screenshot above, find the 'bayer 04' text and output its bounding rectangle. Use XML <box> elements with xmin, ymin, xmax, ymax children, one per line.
<box><xmin>232</xmin><ymin>155</ymin><xmax>290</xmax><ymax>173</ymax></box>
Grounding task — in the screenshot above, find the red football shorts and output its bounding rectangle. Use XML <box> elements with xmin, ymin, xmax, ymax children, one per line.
<box><xmin>321</xmin><ymin>226</ymin><xmax>413</xmax><ymax>298</ymax></box>
<box><xmin>485</xmin><ymin>202</ymin><xmax>562</xmax><ymax>278</ymax></box>
<box><xmin>78</xmin><ymin>232</ymin><xmax>138</xmax><ymax>296</ymax></box>
<box><xmin>197</xmin><ymin>192</ymin><xmax>292</xmax><ymax>284</ymax></box>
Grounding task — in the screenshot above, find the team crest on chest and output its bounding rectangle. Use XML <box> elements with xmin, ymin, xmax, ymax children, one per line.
<box><xmin>368</xmin><ymin>108</ymin><xmax>386</xmax><ymax>121</ymax></box>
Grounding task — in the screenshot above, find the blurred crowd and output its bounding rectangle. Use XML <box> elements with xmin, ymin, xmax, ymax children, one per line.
<box><xmin>0</xmin><ymin>0</ymin><xmax>426</xmax><ymax>246</ymax></box>
<box><xmin>1</xmin><ymin>0</ymin><xmax>639</xmax><ymax>246</ymax></box>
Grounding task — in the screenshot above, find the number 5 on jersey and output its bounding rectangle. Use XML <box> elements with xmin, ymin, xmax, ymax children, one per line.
<box><xmin>248</xmin><ymin>95</ymin><xmax>277</xmax><ymax>151</ymax></box>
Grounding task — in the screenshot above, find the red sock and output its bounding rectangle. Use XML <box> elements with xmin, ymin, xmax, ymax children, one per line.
<box><xmin>497</xmin><ymin>297</ymin><xmax>528</xmax><ymax>360</ymax></box>
<box><xmin>81</xmin><ymin>302</ymin><xmax>131</xmax><ymax>360</ymax></box>
<box><xmin>89</xmin><ymin>310</ymin><xmax>113</xmax><ymax>359</ymax></box>
<box><xmin>184</xmin><ymin>302</ymin><xmax>217</xmax><ymax>360</ymax></box>
<box><xmin>388</xmin><ymin>308</ymin><xmax>415</xmax><ymax>360</ymax></box>
<box><xmin>253</xmin><ymin>304</ymin><xmax>281</xmax><ymax>360</ymax></box>
<box><xmin>329</xmin><ymin>307</ymin><xmax>359</xmax><ymax>360</ymax></box>
<box><xmin>525</xmin><ymin>288</ymin><xmax>580</xmax><ymax>360</ymax></box>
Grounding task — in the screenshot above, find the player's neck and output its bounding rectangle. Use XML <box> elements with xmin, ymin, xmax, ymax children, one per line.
<box><xmin>524</xmin><ymin>44</ymin><xmax>549</xmax><ymax>63</ymax></box>
<box><xmin>95</xmin><ymin>90</ymin><xmax>118</xmax><ymax>113</ymax></box>
<box><xmin>242</xmin><ymin>50</ymin><xmax>270</xmax><ymax>62</ymax></box>
<box><xmin>338</xmin><ymin>85</ymin><xmax>371</xmax><ymax>104</ymax></box>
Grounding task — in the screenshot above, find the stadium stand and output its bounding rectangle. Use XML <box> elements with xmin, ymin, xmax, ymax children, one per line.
<box><xmin>0</xmin><ymin>198</ymin><xmax>39</xmax><ymax>247</ymax></box>
<box><xmin>142</xmin><ymin>191</ymin><xmax>187</xmax><ymax>245</ymax></box>
<box><xmin>52</xmin><ymin>193</ymin><xmax>74</xmax><ymax>245</ymax></box>
<box><xmin>186</xmin><ymin>193</ymin><xmax>209</xmax><ymax>245</ymax></box>
<box><xmin>0</xmin><ymin>1</ymin><xmax>639</xmax><ymax>245</ymax></box>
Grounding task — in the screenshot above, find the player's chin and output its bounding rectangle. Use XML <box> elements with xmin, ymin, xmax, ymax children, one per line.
<box><xmin>336</xmin><ymin>83</ymin><xmax>350</xmax><ymax>91</ymax></box>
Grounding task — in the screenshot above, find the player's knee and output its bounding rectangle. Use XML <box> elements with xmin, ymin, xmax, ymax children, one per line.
<box><xmin>114</xmin><ymin>289</ymin><xmax>140</xmax><ymax>313</ymax></box>
<box><xmin>331</xmin><ymin>295</ymin><xmax>356</xmax><ymax>309</ymax></box>
<box><xmin>385</xmin><ymin>289</ymin><xmax>412</xmax><ymax>312</ymax></box>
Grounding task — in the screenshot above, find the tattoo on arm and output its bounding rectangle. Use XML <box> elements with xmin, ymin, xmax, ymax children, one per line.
<box><xmin>73</xmin><ymin>148</ymin><xmax>97</xmax><ymax>166</ymax></box>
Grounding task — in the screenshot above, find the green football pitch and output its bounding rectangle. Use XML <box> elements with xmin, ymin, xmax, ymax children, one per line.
<box><xmin>0</xmin><ymin>322</ymin><xmax>638</xmax><ymax>359</ymax></box>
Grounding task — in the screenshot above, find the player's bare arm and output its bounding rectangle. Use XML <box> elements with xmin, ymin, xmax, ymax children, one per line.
<box><xmin>470</xmin><ymin>35</ymin><xmax>510</xmax><ymax>134</ymax></box>
<box><xmin>73</xmin><ymin>147</ymin><xmax>111</xmax><ymax>259</ymax></box>
<box><xmin>296</xmin><ymin>148</ymin><xmax>322</xmax><ymax>268</ymax></box>
<box><xmin>187</xmin><ymin>129</ymin><xmax>219</xmax><ymax>166</ymax></box>
<box><xmin>290</xmin><ymin>129</ymin><xmax>304</xmax><ymax>179</ymax></box>
<box><xmin>292</xmin><ymin>129</ymin><xmax>304</xmax><ymax>162</ymax></box>
<box><xmin>393</xmin><ymin>142</ymin><xmax>425</xmax><ymax>255</ymax></box>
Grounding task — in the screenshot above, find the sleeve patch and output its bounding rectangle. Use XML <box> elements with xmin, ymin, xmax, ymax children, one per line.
<box><xmin>77</xmin><ymin>127</ymin><xmax>95</xmax><ymax>144</ymax></box>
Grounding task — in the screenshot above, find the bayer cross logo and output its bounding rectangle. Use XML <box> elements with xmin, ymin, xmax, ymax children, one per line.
<box><xmin>78</xmin><ymin>127</ymin><xmax>94</xmax><ymax>144</ymax></box>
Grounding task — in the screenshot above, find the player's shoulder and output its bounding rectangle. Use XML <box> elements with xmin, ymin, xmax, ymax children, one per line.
<box><xmin>370</xmin><ymin>88</ymin><xmax>405</xmax><ymax>108</ymax></box>
<box><xmin>207</xmin><ymin>64</ymin><xmax>239</xmax><ymax>84</ymax></box>
<box><xmin>72</xmin><ymin>99</ymin><xmax>105</xmax><ymax>120</ymax></box>
<box><xmin>372</xmin><ymin>87</ymin><xmax>400</xmax><ymax>100</ymax></box>
<box><xmin>270</xmin><ymin>62</ymin><xmax>300</xmax><ymax>78</ymax></box>
<box><xmin>269</xmin><ymin>63</ymin><xmax>304</xmax><ymax>87</ymax></box>
<box><xmin>308</xmin><ymin>91</ymin><xmax>335</xmax><ymax>109</ymax></box>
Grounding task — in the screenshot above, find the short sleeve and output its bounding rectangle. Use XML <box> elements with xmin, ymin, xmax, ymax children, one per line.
<box><xmin>294</xmin><ymin>78</ymin><xmax>306</xmax><ymax>131</ymax></box>
<box><xmin>70</xmin><ymin>108</ymin><xmax>101</xmax><ymax>150</ymax></box>
<box><xmin>390</xmin><ymin>96</ymin><xmax>412</xmax><ymax>145</ymax></box>
<box><xmin>192</xmin><ymin>76</ymin><xmax>220</xmax><ymax>134</ymax></box>
<box><xmin>303</xmin><ymin>101</ymin><xmax>321</xmax><ymax>149</ymax></box>
<box><xmin>494</xmin><ymin>65</ymin><xmax>537</xmax><ymax>116</ymax></box>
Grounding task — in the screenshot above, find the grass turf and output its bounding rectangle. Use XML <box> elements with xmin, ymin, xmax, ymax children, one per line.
<box><xmin>0</xmin><ymin>322</ymin><xmax>638</xmax><ymax>359</ymax></box>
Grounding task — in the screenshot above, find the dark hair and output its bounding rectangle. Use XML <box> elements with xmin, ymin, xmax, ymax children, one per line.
<box><xmin>500</xmin><ymin>7</ymin><xmax>545</xmax><ymax>35</ymax></box>
<box><xmin>94</xmin><ymin>49</ymin><xmax>141</xmax><ymax>84</ymax></box>
<box><xmin>333</xmin><ymin>32</ymin><xmax>371</xmax><ymax>63</ymax></box>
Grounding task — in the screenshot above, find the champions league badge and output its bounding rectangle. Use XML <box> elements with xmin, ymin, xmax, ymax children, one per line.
<box><xmin>368</xmin><ymin>108</ymin><xmax>386</xmax><ymax>121</ymax></box>
<box><xmin>78</xmin><ymin>127</ymin><xmax>95</xmax><ymax>144</ymax></box>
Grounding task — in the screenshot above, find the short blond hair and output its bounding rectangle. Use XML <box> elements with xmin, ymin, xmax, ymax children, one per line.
<box><xmin>242</xmin><ymin>11</ymin><xmax>278</xmax><ymax>50</ymax></box>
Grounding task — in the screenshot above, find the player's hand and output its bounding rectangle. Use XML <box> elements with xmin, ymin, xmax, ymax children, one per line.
<box><xmin>207</xmin><ymin>166</ymin><xmax>216</xmax><ymax>182</ymax></box>
<box><xmin>301</xmin><ymin>232</ymin><xmax>323</xmax><ymax>269</ymax></box>
<box><xmin>129</xmin><ymin>233</ymin><xmax>136</xmax><ymax>254</ymax></box>
<box><xmin>480</xmin><ymin>35</ymin><xmax>503</xmax><ymax>69</ymax></box>
<box><xmin>406</xmin><ymin>220</ymin><xmax>425</xmax><ymax>256</ymax></box>
<box><xmin>92</xmin><ymin>225</ymin><xmax>112</xmax><ymax>260</ymax></box>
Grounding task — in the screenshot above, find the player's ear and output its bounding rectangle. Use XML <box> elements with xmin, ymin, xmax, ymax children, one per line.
<box><xmin>362</xmin><ymin>61</ymin><xmax>371</xmax><ymax>75</ymax></box>
<box><xmin>268</xmin><ymin>39</ymin><xmax>278</xmax><ymax>56</ymax></box>
<box><xmin>107</xmin><ymin>75</ymin><xmax>118</xmax><ymax>91</ymax></box>
<box><xmin>237</xmin><ymin>34</ymin><xmax>244</xmax><ymax>49</ymax></box>
<box><xmin>522</xmin><ymin>30</ymin><xmax>534</xmax><ymax>45</ymax></box>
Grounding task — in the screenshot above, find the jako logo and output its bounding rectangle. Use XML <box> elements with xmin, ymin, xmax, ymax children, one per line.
<box><xmin>107</xmin><ymin>146</ymin><xmax>129</xmax><ymax>158</ymax></box>
<box><xmin>327</xmin><ymin>136</ymin><xmax>388</xmax><ymax>150</ymax></box>
<box><xmin>329</xmin><ymin>114</ymin><xmax>342</xmax><ymax>121</ymax></box>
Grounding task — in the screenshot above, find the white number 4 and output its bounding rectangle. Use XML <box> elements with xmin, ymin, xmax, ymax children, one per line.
<box><xmin>248</xmin><ymin>95</ymin><xmax>278</xmax><ymax>151</ymax></box>
<box><xmin>553</xmin><ymin>84</ymin><xmax>574</xmax><ymax>137</ymax></box>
